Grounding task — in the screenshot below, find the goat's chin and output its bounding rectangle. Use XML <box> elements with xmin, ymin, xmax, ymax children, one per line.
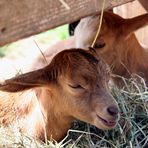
<box><xmin>93</xmin><ymin>114</ymin><xmax>118</xmax><ymax>130</ymax></box>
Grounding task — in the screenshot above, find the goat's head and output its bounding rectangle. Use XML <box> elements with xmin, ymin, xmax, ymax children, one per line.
<box><xmin>75</xmin><ymin>11</ymin><xmax>148</xmax><ymax>65</ymax></box>
<box><xmin>0</xmin><ymin>49</ymin><xmax>119</xmax><ymax>130</ymax></box>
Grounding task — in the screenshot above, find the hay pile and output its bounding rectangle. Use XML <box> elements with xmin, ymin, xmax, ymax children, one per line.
<box><xmin>0</xmin><ymin>77</ymin><xmax>147</xmax><ymax>148</ymax></box>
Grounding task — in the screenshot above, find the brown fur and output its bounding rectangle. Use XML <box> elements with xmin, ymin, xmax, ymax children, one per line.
<box><xmin>31</xmin><ymin>36</ymin><xmax>75</xmax><ymax>70</ymax></box>
<box><xmin>0</xmin><ymin>49</ymin><xmax>119</xmax><ymax>141</ymax></box>
<box><xmin>75</xmin><ymin>11</ymin><xmax>148</xmax><ymax>86</ymax></box>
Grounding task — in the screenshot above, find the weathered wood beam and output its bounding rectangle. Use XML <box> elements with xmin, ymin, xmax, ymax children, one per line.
<box><xmin>0</xmin><ymin>0</ymin><xmax>135</xmax><ymax>46</ymax></box>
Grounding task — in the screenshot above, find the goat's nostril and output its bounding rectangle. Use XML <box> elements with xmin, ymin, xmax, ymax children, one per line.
<box><xmin>107</xmin><ymin>106</ymin><xmax>119</xmax><ymax>117</ymax></box>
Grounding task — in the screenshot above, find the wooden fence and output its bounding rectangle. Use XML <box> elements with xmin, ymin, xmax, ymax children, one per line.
<box><xmin>0</xmin><ymin>0</ymin><xmax>136</xmax><ymax>46</ymax></box>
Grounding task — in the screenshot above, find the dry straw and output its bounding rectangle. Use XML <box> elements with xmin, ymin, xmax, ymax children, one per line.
<box><xmin>91</xmin><ymin>0</ymin><xmax>106</xmax><ymax>48</ymax></box>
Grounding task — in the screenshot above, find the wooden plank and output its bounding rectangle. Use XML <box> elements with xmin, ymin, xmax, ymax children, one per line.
<box><xmin>0</xmin><ymin>0</ymin><xmax>135</xmax><ymax>46</ymax></box>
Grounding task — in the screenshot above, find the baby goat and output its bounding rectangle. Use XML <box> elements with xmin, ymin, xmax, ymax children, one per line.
<box><xmin>0</xmin><ymin>49</ymin><xmax>119</xmax><ymax>141</ymax></box>
<box><xmin>75</xmin><ymin>11</ymin><xmax>148</xmax><ymax>86</ymax></box>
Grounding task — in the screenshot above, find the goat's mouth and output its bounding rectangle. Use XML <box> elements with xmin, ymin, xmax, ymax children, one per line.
<box><xmin>96</xmin><ymin>114</ymin><xmax>117</xmax><ymax>128</ymax></box>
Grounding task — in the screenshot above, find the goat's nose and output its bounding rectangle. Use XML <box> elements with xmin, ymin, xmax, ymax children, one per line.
<box><xmin>107</xmin><ymin>106</ymin><xmax>119</xmax><ymax>117</ymax></box>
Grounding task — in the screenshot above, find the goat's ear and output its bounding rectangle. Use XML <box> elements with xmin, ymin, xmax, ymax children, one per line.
<box><xmin>103</xmin><ymin>11</ymin><xmax>125</xmax><ymax>28</ymax></box>
<box><xmin>0</xmin><ymin>68</ymin><xmax>51</xmax><ymax>92</ymax></box>
<box><xmin>122</xmin><ymin>13</ymin><xmax>148</xmax><ymax>38</ymax></box>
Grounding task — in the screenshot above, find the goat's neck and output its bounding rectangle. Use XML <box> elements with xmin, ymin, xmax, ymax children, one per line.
<box><xmin>36</xmin><ymin>88</ymin><xmax>73</xmax><ymax>141</ymax></box>
<box><xmin>112</xmin><ymin>34</ymin><xmax>146</xmax><ymax>76</ymax></box>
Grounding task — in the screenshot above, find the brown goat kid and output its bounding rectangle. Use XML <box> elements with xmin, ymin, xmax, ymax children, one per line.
<box><xmin>75</xmin><ymin>12</ymin><xmax>148</xmax><ymax>86</ymax></box>
<box><xmin>0</xmin><ymin>49</ymin><xmax>119</xmax><ymax>141</ymax></box>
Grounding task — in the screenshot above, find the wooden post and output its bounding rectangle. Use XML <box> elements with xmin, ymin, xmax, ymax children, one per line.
<box><xmin>0</xmin><ymin>0</ymin><xmax>135</xmax><ymax>46</ymax></box>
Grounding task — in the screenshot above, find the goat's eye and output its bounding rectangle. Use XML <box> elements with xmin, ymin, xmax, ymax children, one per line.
<box><xmin>68</xmin><ymin>84</ymin><xmax>83</xmax><ymax>89</ymax></box>
<box><xmin>94</xmin><ymin>42</ymin><xmax>106</xmax><ymax>48</ymax></box>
